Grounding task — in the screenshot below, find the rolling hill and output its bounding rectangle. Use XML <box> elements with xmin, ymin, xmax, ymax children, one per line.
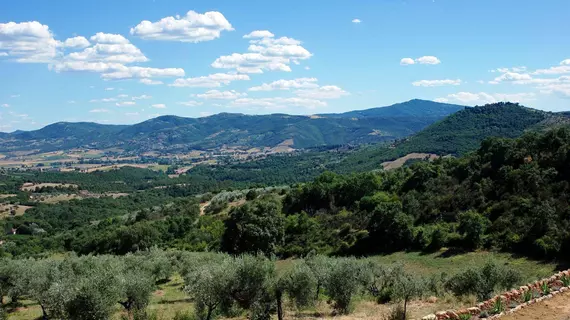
<box><xmin>0</xmin><ymin>99</ymin><xmax>465</xmax><ymax>154</ymax></box>
<box><xmin>338</xmin><ymin>102</ymin><xmax>556</xmax><ymax>172</ymax></box>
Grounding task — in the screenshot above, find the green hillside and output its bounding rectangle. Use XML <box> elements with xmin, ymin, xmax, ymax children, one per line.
<box><xmin>338</xmin><ymin>102</ymin><xmax>550</xmax><ymax>172</ymax></box>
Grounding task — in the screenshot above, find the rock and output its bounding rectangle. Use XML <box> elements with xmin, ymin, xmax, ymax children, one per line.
<box><xmin>446</xmin><ymin>310</ymin><xmax>458</xmax><ymax>319</ymax></box>
<box><xmin>435</xmin><ymin>311</ymin><xmax>448</xmax><ymax>320</ymax></box>
<box><xmin>422</xmin><ymin>314</ymin><xmax>437</xmax><ymax>320</ymax></box>
<box><xmin>468</xmin><ymin>307</ymin><xmax>481</xmax><ymax>315</ymax></box>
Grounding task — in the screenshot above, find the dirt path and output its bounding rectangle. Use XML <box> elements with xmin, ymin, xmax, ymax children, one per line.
<box><xmin>502</xmin><ymin>291</ymin><xmax>570</xmax><ymax>320</ymax></box>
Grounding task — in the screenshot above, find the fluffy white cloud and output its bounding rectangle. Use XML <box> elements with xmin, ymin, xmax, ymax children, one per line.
<box><xmin>140</xmin><ymin>78</ymin><xmax>163</xmax><ymax>85</ymax></box>
<box><xmin>243</xmin><ymin>30</ymin><xmax>274</xmax><ymax>39</ymax></box>
<box><xmin>434</xmin><ymin>98</ymin><xmax>449</xmax><ymax>103</ymax></box>
<box><xmin>100</xmin><ymin>66</ymin><xmax>185</xmax><ymax>80</ymax></box>
<box><xmin>416</xmin><ymin>56</ymin><xmax>441</xmax><ymax>65</ymax></box>
<box><xmin>89</xmin><ymin>108</ymin><xmax>110</xmax><ymax>113</ymax></box>
<box><xmin>116</xmin><ymin>101</ymin><xmax>136</xmax><ymax>106</ymax></box>
<box><xmin>352</xmin><ymin>19</ymin><xmax>362</xmax><ymax>23</ymax></box>
<box><xmin>401</xmin><ymin>56</ymin><xmax>441</xmax><ymax>66</ymax></box>
<box><xmin>249</xmin><ymin>78</ymin><xmax>319</xmax><ymax>91</ymax></box>
<box><xmin>170</xmin><ymin>73</ymin><xmax>250</xmax><ymax>88</ymax></box>
<box><xmin>90</xmin><ymin>32</ymin><xmax>129</xmax><ymax>44</ymax></box>
<box><xmin>400</xmin><ymin>58</ymin><xmax>415</xmax><ymax>65</ymax></box>
<box><xmin>0</xmin><ymin>21</ymin><xmax>60</xmax><ymax>63</ymax></box>
<box><xmin>117</xmin><ymin>94</ymin><xmax>128</xmax><ymax>98</ymax></box>
<box><xmin>130</xmin><ymin>11</ymin><xmax>233</xmax><ymax>42</ymax></box>
<box><xmin>177</xmin><ymin>100</ymin><xmax>203</xmax><ymax>107</ymax></box>
<box><xmin>412</xmin><ymin>79</ymin><xmax>461</xmax><ymax>87</ymax></box>
<box><xmin>194</xmin><ymin>90</ymin><xmax>246</xmax><ymax>100</ymax></box>
<box><xmin>490</xmin><ymin>72</ymin><xmax>532</xmax><ymax>84</ymax></box>
<box><xmin>295</xmin><ymin>85</ymin><xmax>349</xmax><ymax>99</ymax></box>
<box><xmin>436</xmin><ymin>91</ymin><xmax>535</xmax><ymax>105</ymax></box>
<box><xmin>1</xmin><ymin>104</ymin><xmax>9</xmax><ymax>108</ymax></box>
<box><xmin>232</xmin><ymin>97</ymin><xmax>327</xmax><ymax>109</ymax></box>
<box><xmin>66</xmin><ymin>43</ymin><xmax>148</xmax><ymax>64</ymax></box>
<box><xmin>151</xmin><ymin>103</ymin><xmax>166</xmax><ymax>109</ymax></box>
<box><xmin>105</xmin><ymin>87</ymin><xmax>114</xmax><ymax>91</ymax></box>
<box><xmin>132</xmin><ymin>94</ymin><xmax>152</xmax><ymax>100</ymax></box>
<box><xmin>561</xmin><ymin>59</ymin><xmax>570</xmax><ymax>66</ymax></box>
<box><xmin>212</xmin><ymin>31</ymin><xmax>312</xmax><ymax>73</ymax></box>
<box><xmin>63</xmin><ymin>36</ymin><xmax>90</xmax><ymax>49</ymax></box>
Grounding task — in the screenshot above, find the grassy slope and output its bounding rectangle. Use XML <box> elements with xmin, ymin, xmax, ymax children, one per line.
<box><xmin>6</xmin><ymin>250</ymin><xmax>559</xmax><ymax>320</ymax></box>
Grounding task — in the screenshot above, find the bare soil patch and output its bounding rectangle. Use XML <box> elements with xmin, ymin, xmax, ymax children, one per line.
<box><xmin>382</xmin><ymin>153</ymin><xmax>439</xmax><ymax>170</ymax></box>
<box><xmin>502</xmin><ymin>291</ymin><xmax>570</xmax><ymax>320</ymax></box>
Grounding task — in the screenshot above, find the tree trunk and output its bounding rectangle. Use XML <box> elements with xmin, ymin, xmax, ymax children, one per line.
<box><xmin>40</xmin><ymin>304</ymin><xmax>48</xmax><ymax>320</ymax></box>
<box><xmin>403</xmin><ymin>299</ymin><xmax>408</xmax><ymax>320</ymax></box>
<box><xmin>315</xmin><ymin>283</ymin><xmax>321</xmax><ymax>300</ymax></box>
<box><xmin>276</xmin><ymin>291</ymin><xmax>284</xmax><ymax>320</ymax></box>
<box><xmin>206</xmin><ymin>306</ymin><xmax>213</xmax><ymax>320</ymax></box>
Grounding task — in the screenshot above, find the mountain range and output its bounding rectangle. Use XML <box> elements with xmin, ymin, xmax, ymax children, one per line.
<box><xmin>0</xmin><ymin>99</ymin><xmax>465</xmax><ymax>154</ymax></box>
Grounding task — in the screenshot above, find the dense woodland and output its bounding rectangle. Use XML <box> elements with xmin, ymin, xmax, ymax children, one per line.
<box><xmin>3</xmin><ymin>126</ymin><xmax>570</xmax><ymax>260</ymax></box>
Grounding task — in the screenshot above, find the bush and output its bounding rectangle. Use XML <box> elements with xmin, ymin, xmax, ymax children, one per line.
<box><xmin>383</xmin><ymin>304</ymin><xmax>408</xmax><ymax>320</ymax></box>
<box><xmin>446</xmin><ymin>260</ymin><xmax>522</xmax><ymax>301</ymax></box>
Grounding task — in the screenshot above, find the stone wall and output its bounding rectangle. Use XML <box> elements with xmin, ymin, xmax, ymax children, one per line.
<box><xmin>421</xmin><ymin>269</ymin><xmax>570</xmax><ymax>320</ymax></box>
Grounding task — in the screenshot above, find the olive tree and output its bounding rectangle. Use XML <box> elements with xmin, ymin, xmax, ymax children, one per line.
<box><xmin>184</xmin><ymin>258</ymin><xmax>235</xmax><ymax>320</ymax></box>
<box><xmin>324</xmin><ymin>258</ymin><xmax>363</xmax><ymax>314</ymax></box>
<box><xmin>305</xmin><ymin>254</ymin><xmax>334</xmax><ymax>300</ymax></box>
<box><xmin>391</xmin><ymin>272</ymin><xmax>426</xmax><ymax>320</ymax></box>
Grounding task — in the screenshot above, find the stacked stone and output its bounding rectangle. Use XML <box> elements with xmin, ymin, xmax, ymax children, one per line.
<box><xmin>420</xmin><ymin>269</ymin><xmax>570</xmax><ymax>320</ymax></box>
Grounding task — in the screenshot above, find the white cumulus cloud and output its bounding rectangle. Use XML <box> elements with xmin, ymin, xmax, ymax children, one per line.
<box><xmin>400</xmin><ymin>58</ymin><xmax>415</xmax><ymax>65</ymax></box>
<box><xmin>243</xmin><ymin>30</ymin><xmax>274</xmax><ymax>39</ymax></box>
<box><xmin>63</xmin><ymin>36</ymin><xmax>90</xmax><ymax>49</ymax></box>
<box><xmin>90</xmin><ymin>32</ymin><xmax>129</xmax><ymax>44</ymax></box>
<box><xmin>151</xmin><ymin>103</ymin><xmax>166</xmax><ymax>109</ymax></box>
<box><xmin>0</xmin><ymin>21</ymin><xmax>60</xmax><ymax>63</ymax></box>
<box><xmin>212</xmin><ymin>31</ymin><xmax>312</xmax><ymax>73</ymax></box>
<box><xmin>130</xmin><ymin>11</ymin><xmax>233</xmax><ymax>42</ymax></box>
<box><xmin>401</xmin><ymin>56</ymin><xmax>441</xmax><ymax>65</ymax></box>
<box><xmin>352</xmin><ymin>19</ymin><xmax>362</xmax><ymax>24</ymax></box>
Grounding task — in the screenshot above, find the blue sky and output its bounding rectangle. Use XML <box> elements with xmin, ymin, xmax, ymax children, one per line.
<box><xmin>1</xmin><ymin>0</ymin><xmax>569</xmax><ymax>131</ymax></box>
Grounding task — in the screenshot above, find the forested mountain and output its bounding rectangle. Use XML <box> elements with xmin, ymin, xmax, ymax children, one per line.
<box><xmin>0</xmin><ymin>100</ymin><xmax>463</xmax><ymax>153</ymax></box>
<box><xmin>322</xmin><ymin>99</ymin><xmax>465</xmax><ymax>118</ymax></box>
<box><xmin>338</xmin><ymin>102</ymin><xmax>554</xmax><ymax>172</ymax></box>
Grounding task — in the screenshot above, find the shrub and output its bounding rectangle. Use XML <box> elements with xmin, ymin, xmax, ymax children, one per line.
<box><xmin>459</xmin><ymin>314</ymin><xmax>472</xmax><ymax>320</ymax></box>
<box><xmin>492</xmin><ymin>298</ymin><xmax>504</xmax><ymax>315</ymax></box>
<box><xmin>541</xmin><ymin>282</ymin><xmax>550</xmax><ymax>295</ymax></box>
<box><xmin>306</xmin><ymin>255</ymin><xmax>334</xmax><ymax>300</ymax></box>
<box><xmin>561</xmin><ymin>275</ymin><xmax>570</xmax><ymax>287</ymax></box>
<box><xmin>446</xmin><ymin>260</ymin><xmax>522</xmax><ymax>301</ymax></box>
<box><xmin>523</xmin><ymin>290</ymin><xmax>532</xmax><ymax>302</ymax></box>
<box><xmin>383</xmin><ymin>304</ymin><xmax>408</xmax><ymax>320</ymax></box>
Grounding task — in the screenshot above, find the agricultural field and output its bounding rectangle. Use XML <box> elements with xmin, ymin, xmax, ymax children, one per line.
<box><xmin>3</xmin><ymin>250</ymin><xmax>560</xmax><ymax>320</ymax></box>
